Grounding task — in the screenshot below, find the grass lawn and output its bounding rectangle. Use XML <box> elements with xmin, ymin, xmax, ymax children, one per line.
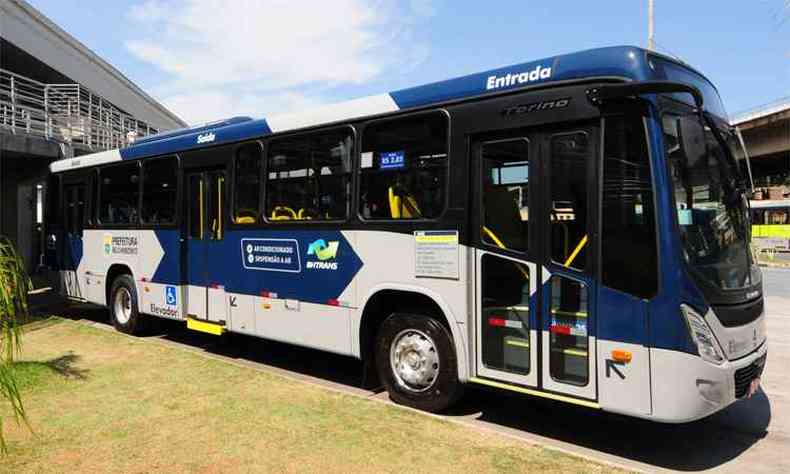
<box><xmin>1</xmin><ymin>319</ymin><xmax>622</xmax><ymax>473</ymax></box>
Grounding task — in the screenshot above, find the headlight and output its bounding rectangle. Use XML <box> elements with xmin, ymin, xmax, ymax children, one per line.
<box><xmin>681</xmin><ymin>304</ymin><xmax>725</xmax><ymax>365</ymax></box>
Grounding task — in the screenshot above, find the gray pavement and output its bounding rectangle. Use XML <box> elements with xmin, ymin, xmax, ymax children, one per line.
<box><xmin>40</xmin><ymin>268</ymin><xmax>790</xmax><ymax>473</ymax></box>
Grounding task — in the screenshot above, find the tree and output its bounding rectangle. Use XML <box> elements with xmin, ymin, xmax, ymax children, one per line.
<box><xmin>0</xmin><ymin>237</ymin><xmax>30</xmax><ymax>454</ymax></box>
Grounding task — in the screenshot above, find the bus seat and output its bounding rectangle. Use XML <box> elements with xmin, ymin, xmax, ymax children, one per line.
<box><xmin>388</xmin><ymin>186</ymin><xmax>421</xmax><ymax>219</ymax></box>
<box><xmin>271</xmin><ymin>206</ymin><xmax>297</xmax><ymax>220</ymax></box>
<box><xmin>234</xmin><ymin>209</ymin><xmax>257</xmax><ymax>224</ymax></box>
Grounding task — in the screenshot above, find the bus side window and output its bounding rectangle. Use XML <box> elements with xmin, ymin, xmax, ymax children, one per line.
<box><xmin>266</xmin><ymin>129</ymin><xmax>352</xmax><ymax>222</ymax></box>
<box><xmin>233</xmin><ymin>143</ymin><xmax>263</xmax><ymax>224</ymax></box>
<box><xmin>141</xmin><ymin>156</ymin><xmax>178</xmax><ymax>225</ymax></box>
<box><xmin>359</xmin><ymin>112</ymin><xmax>448</xmax><ymax>220</ymax></box>
<box><xmin>99</xmin><ymin>162</ymin><xmax>140</xmax><ymax>225</ymax></box>
<box><xmin>601</xmin><ymin>115</ymin><xmax>658</xmax><ymax>298</ymax></box>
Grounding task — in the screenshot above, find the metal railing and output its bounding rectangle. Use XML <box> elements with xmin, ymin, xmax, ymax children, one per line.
<box><xmin>0</xmin><ymin>68</ymin><xmax>158</xmax><ymax>151</ymax></box>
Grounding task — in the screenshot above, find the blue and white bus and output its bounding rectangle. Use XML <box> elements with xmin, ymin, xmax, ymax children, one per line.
<box><xmin>46</xmin><ymin>46</ymin><xmax>766</xmax><ymax>422</ymax></box>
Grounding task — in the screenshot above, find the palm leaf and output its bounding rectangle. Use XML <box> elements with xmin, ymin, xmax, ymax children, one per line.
<box><xmin>0</xmin><ymin>236</ymin><xmax>31</xmax><ymax>454</ymax></box>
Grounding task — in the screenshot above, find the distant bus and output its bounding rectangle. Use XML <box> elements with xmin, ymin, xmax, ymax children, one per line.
<box><xmin>750</xmin><ymin>200</ymin><xmax>790</xmax><ymax>250</ymax></box>
<box><xmin>46</xmin><ymin>46</ymin><xmax>766</xmax><ymax>422</ymax></box>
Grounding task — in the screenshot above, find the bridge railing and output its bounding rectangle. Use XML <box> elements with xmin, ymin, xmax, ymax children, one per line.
<box><xmin>732</xmin><ymin>96</ymin><xmax>790</xmax><ymax>125</ymax></box>
<box><xmin>0</xmin><ymin>68</ymin><xmax>158</xmax><ymax>151</ymax></box>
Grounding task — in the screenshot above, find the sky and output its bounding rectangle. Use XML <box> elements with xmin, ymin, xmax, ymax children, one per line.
<box><xmin>27</xmin><ymin>0</ymin><xmax>790</xmax><ymax>125</ymax></box>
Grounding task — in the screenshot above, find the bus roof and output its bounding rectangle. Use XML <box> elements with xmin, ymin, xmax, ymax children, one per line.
<box><xmin>51</xmin><ymin>45</ymin><xmax>719</xmax><ymax>174</ymax></box>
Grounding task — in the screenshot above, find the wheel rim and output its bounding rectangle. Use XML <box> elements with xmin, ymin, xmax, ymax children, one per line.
<box><xmin>389</xmin><ymin>328</ymin><xmax>440</xmax><ymax>393</ymax></box>
<box><xmin>114</xmin><ymin>287</ymin><xmax>133</xmax><ymax>325</ymax></box>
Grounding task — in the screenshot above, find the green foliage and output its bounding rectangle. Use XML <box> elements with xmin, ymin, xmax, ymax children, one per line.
<box><xmin>0</xmin><ymin>236</ymin><xmax>31</xmax><ymax>454</ymax></box>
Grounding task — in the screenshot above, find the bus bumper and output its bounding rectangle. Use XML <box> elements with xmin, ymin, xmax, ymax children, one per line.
<box><xmin>649</xmin><ymin>342</ymin><xmax>768</xmax><ymax>423</ymax></box>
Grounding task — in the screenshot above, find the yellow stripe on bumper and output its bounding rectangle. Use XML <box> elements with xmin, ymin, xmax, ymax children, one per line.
<box><xmin>187</xmin><ymin>318</ymin><xmax>225</xmax><ymax>336</ymax></box>
<box><xmin>469</xmin><ymin>377</ymin><xmax>600</xmax><ymax>409</ymax></box>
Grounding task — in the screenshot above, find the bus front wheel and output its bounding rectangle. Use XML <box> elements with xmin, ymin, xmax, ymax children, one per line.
<box><xmin>375</xmin><ymin>313</ymin><xmax>463</xmax><ymax>413</ymax></box>
<box><xmin>109</xmin><ymin>274</ymin><xmax>146</xmax><ymax>335</ymax></box>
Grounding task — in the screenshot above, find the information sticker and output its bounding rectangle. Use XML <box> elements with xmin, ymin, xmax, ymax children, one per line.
<box><xmin>415</xmin><ymin>230</ymin><xmax>459</xmax><ymax>279</ymax></box>
<box><xmin>360</xmin><ymin>151</ymin><xmax>374</xmax><ymax>169</ymax></box>
<box><xmin>241</xmin><ymin>238</ymin><xmax>301</xmax><ymax>273</ymax></box>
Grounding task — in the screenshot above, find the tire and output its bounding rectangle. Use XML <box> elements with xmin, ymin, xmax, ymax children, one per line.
<box><xmin>375</xmin><ymin>313</ymin><xmax>463</xmax><ymax>413</ymax></box>
<box><xmin>109</xmin><ymin>274</ymin><xmax>146</xmax><ymax>335</ymax></box>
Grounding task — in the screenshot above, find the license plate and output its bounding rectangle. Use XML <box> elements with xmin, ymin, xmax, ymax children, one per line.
<box><xmin>747</xmin><ymin>377</ymin><xmax>761</xmax><ymax>398</ymax></box>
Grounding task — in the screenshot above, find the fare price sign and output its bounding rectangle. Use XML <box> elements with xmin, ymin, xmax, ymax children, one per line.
<box><xmin>379</xmin><ymin>150</ymin><xmax>406</xmax><ymax>170</ymax></box>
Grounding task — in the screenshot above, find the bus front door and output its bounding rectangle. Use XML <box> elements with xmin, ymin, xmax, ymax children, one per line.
<box><xmin>473</xmin><ymin>136</ymin><xmax>538</xmax><ymax>389</ymax></box>
<box><xmin>184</xmin><ymin>169</ymin><xmax>228</xmax><ymax>324</ymax></box>
<box><xmin>472</xmin><ymin>126</ymin><xmax>598</xmax><ymax>403</ymax></box>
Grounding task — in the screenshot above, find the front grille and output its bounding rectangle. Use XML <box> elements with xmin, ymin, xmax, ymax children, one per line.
<box><xmin>734</xmin><ymin>353</ymin><xmax>767</xmax><ymax>399</ymax></box>
<box><xmin>712</xmin><ymin>297</ymin><xmax>764</xmax><ymax>328</ymax></box>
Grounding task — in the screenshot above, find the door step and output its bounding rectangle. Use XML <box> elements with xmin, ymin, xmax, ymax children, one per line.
<box><xmin>186</xmin><ymin>317</ymin><xmax>225</xmax><ymax>336</ymax></box>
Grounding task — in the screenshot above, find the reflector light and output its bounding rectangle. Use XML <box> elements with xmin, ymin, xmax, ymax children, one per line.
<box><xmin>488</xmin><ymin>317</ymin><xmax>506</xmax><ymax>327</ymax></box>
<box><xmin>550</xmin><ymin>325</ymin><xmax>571</xmax><ymax>335</ymax></box>
<box><xmin>611</xmin><ymin>349</ymin><xmax>632</xmax><ymax>363</ymax></box>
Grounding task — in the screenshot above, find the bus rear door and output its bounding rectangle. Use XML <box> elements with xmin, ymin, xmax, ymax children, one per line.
<box><xmin>184</xmin><ymin>168</ymin><xmax>228</xmax><ymax>324</ymax></box>
<box><xmin>62</xmin><ymin>179</ymin><xmax>87</xmax><ymax>299</ymax></box>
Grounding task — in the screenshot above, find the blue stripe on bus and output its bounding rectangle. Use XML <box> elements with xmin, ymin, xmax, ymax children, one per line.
<box><xmin>120</xmin><ymin>119</ymin><xmax>272</xmax><ymax>160</ymax></box>
<box><xmin>151</xmin><ymin>230</ymin><xmax>182</xmax><ymax>285</ymax></box>
<box><xmin>152</xmin><ymin>229</ymin><xmax>363</xmax><ymax>306</ymax></box>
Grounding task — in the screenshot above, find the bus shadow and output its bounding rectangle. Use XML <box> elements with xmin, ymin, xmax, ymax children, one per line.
<box><xmin>449</xmin><ymin>387</ymin><xmax>771</xmax><ymax>471</ymax></box>
<box><xmin>53</xmin><ymin>300</ymin><xmax>771</xmax><ymax>472</ymax></box>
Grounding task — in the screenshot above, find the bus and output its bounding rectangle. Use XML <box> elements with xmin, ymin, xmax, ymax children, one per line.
<box><xmin>750</xmin><ymin>199</ymin><xmax>790</xmax><ymax>251</ymax></box>
<box><xmin>46</xmin><ymin>46</ymin><xmax>766</xmax><ymax>423</ymax></box>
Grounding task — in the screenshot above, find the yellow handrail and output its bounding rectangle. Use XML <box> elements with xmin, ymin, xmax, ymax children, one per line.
<box><xmin>563</xmin><ymin>235</ymin><xmax>588</xmax><ymax>268</ymax></box>
<box><xmin>482</xmin><ymin>226</ymin><xmax>529</xmax><ymax>281</ymax></box>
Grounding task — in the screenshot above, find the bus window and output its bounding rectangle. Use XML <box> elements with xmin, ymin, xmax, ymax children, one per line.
<box><xmin>141</xmin><ymin>156</ymin><xmax>178</xmax><ymax>225</ymax></box>
<box><xmin>549</xmin><ymin>275</ymin><xmax>589</xmax><ymax>385</ymax></box>
<box><xmin>64</xmin><ymin>185</ymin><xmax>86</xmax><ymax>236</ymax></box>
<box><xmin>233</xmin><ymin>143</ymin><xmax>263</xmax><ymax>224</ymax></box>
<box><xmin>266</xmin><ymin>129</ymin><xmax>352</xmax><ymax>221</ymax></box>
<box><xmin>601</xmin><ymin>115</ymin><xmax>658</xmax><ymax>298</ymax></box>
<box><xmin>481</xmin><ymin>138</ymin><xmax>529</xmax><ymax>252</ymax></box>
<box><xmin>188</xmin><ymin>174</ymin><xmax>204</xmax><ymax>239</ymax></box>
<box><xmin>99</xmin><ymin>162</ymin><xmax>140</xmax><ymax>225</ymax></box>
<box><xmin>550</xmin><ymin>131</ymin><xmax>590</xmax><ymax>270</ymax></box>
<box><xmin>88</xmin><ymin>172</ymin><xmax>98</xmax><ymax>226</ymax></box>
<box><xmin>359</xmin><ymin>112</ymin><xmax>448</xmax><ymax>220</ymax></box>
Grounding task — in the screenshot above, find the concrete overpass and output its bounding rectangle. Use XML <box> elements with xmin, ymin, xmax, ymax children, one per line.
<box><xmin>732</xmin><ymin>97</ymin><xmax>790</xmax><ymax>186</ymax></box>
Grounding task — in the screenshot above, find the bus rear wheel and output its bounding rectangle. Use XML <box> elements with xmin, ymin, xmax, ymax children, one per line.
<box><xmin>109</xmin><ymin>275</ymin><xmax>146</xmax><ymax>335</ymax></box>
<box><xmin>375</xmin><ymin>313</ymin><xmax>463</xmax><ymax>413</ymax></box>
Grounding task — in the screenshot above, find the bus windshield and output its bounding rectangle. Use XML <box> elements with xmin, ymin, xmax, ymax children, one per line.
<box><xmin>663</xmin><ymin>107</ymin><xmax>758</xmax><ymax>293</ymax></box>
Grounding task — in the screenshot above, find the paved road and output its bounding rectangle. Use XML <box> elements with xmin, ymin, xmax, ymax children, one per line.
<box><xmin>48</xmin><ymin>268</ymin><xmax>790</xmax><ymax>473</ymax></box>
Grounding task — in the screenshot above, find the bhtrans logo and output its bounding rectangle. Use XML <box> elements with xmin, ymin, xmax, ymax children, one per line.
<box><xmin>486</xmin><ymin>65</ymin><xmax>552</xmax><ymax>91</ymax></box>
<box><xmin>306</xmin><ymin>239</ymin><xmax>339</xmax><ymax>270</ymax></box>
<box><xmin>197</xmin><ymin>132</ymin><xmax>216</xmax><ymax>144</ymax></box>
